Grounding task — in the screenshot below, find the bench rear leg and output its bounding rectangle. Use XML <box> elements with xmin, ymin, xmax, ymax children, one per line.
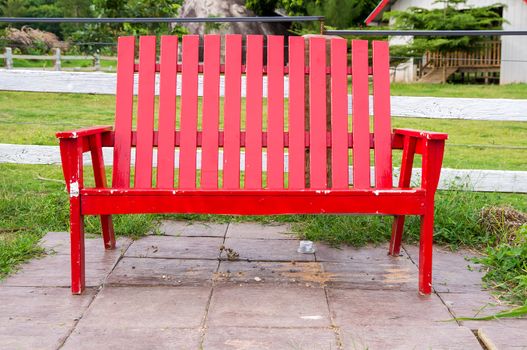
<box><xmin>418</xmin><ymin>206</ymin><xmax>434</xmax><ymax>295</ymax></box>
<box><xmin>389</xmin><ymin>136</ymin><xmax>416</xmax><ymax>256</ymax></box>
<box><xmin>389</xmin><ymin>216</ymin><xmax>405</xmax><ymax>256</ymax></box>
<box><xmin>100</xmin><ymin>215</ymin><xmax>115</xmax><ymax>249</ymax></box>
<box><xmin>89</xmin><ymin>134</ymin><xmax>116</xmax><ymax>250</ymax></box>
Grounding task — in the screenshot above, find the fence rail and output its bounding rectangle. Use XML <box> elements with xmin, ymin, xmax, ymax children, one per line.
<box><xmin>0</xmin><ymin>47</ymin><xmax>117</xmax><ymax>71</ymax></box>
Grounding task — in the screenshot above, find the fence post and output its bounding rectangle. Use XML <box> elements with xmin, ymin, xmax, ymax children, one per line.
<box><xmin>94</xmin><ymin>52</ymin><xmax>101</xmax><ymax>71</ymax></box>
<box><xmin>54</xmin><ymin>48</ymin><xmax>61</xmax><ymax>71</ymax></box>
<box><xmin>5</xmin><ymin>47</ymin><xmax>13</xmax><ymax>69</ymax></box>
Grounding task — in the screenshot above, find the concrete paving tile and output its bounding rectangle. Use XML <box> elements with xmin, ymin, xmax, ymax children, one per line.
<box><xmin>40</xmin><ymin>231</ymin><xmax>131</xmax><ymax>257</ymax></box>
<box><xmin>478</xmin><ymin>321</ymin><xmax>527</xmax><ymax>350</ymax></box>
<box><xmin>340</xmin><ymin>325</ymin><xmax>482</xmax><ymax>350</ymax></box>
<box><xmin>203</xmin><ymin>326</ymin><xmax>338</xmax><ymax>350</ymax></box>
<box><xmin>157</xmin><ymin>220</ymin><xmax>227</xmax><ymax>237</ymax></box>
<box><xmin>215</xmin><ymin>261</ymin><xmax>326</xmax><ymax>286</ymax></box>
<box><xmin>315</xmin><ymin>242</ymin><xmax>408</xmax><ymax>263</ymax></box>
<box><xmin>107</xmin><ymin>257</ymin><xmax>217</xmax><ymax>286</ymax></box>
<box><xmin>125</xmin><ymin>235</ymin><xmax>224</xmax><ymax>260</ymax></box>
<box><xmin>222</xmin><ymin>238</ymin><xmax>315</xmax><ymax>262</ymax></box>
<box><xmin>1</xmin><ymin>243</ymin><xmax>128</xmax><ymax>288</ymax></box>
<box><xmin>439</xmin><ymin>291</ymin><xmax>517</xmax><ymax>330</ymax></box>
<box><xmin>404</xmin><ymin>245</ymin><xmax>485</xmax><ymax>293</ymax></box>
<box><xmin>226</xmin><ymin>222</ymin><xmax>296</xmax><ymax>240</ymax></box>
<box><xmin>208</xmin><ymin>285</ymin><xmax>331</xmax><ymax>328</ymax></box>
<box><xmin>74</xmin><ymin>286</ymin><xmax>210</xmax><ymax>329</ymax></box>
<box><xmin>322</xmin><ymin>259</ymin><xmax>418</xmax><ymax>291</ymax></box>
<box><xmin>327</xmin><ymin>289</ymin><xmax>453</xmax><ymax>326</ymax></box>
<box><xmin>0</xmin><ymin>286</ymin><xmax>96</xmax><ymax>350</ymax></box>
<box><xmin>62</xmin><ymin>327</ymin><xmax>201</xmax><ymax>350</ymax></box>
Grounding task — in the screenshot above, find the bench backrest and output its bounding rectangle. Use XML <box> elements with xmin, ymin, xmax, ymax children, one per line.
<box><xmin>111</xmin><ymin>35</ymin><xmax>392</xmax><ymax>190</ymax></box>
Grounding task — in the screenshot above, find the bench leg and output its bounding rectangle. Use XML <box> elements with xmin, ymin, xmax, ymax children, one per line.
<box><xmin>389</xmin><ymin>215</ymin><xmax>405</xmax><ymax>256</ymax></box>
<box><xmin>418</xmin><ymin>206</ymin><xmax>434</xmax><ymax>295</ymax></box>
<box><xmin>70</xmin><ymin>207</ymin><xmax>86</xmax><ymax>295</ymax></box>
<box><xmin>100</xmin><ymin>215</ymin><xmax>116</xmax><ymax>249</ymax></box>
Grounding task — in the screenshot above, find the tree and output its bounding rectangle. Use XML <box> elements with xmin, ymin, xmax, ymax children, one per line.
<box><xmin>385</xmin><ymin>0</ymin><xmax>504</xmax><ymax>58</ymax></box>
<box><xmin>245</xmin><ymin>0</ymin><xmax>377</xmax><ymax>28</ymax></box>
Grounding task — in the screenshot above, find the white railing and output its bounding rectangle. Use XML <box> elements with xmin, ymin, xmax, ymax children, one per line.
<box><xmin>0</xmin><ymin>47</ymin><xmax>117</xmax><ymax>71</ymax></box>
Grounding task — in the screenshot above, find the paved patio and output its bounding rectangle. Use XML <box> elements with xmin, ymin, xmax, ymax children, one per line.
<box><xmin>1</xmin><ymin>221</ymin><xmax>526</xmax><ymax>349</ymax></box>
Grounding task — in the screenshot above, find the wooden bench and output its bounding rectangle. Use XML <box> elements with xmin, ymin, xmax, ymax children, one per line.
<box><xmin>56</xmin><ymin>34</ymin><xmax>447</xmax><ymax>295</ymax></box>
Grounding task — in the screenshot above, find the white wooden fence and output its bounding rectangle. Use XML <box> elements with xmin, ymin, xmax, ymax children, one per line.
<box><xmin>0</xmin><ymin>47</ymin><xmax>117</xmax><ymax>71</ymax></box>
<box><xmin>1</xmin><ymin>143</ymin><xmax>526</xmax><ymax>193</ymax></box>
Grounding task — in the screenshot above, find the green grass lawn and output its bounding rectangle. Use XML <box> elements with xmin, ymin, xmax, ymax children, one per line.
<box><xmin>1</xmin><ymin>89</ymin><xmax>526</xmax><ymax>305</ymax></box>
<box><xmin>391</xmin><ymin>83</ymin><xmax>527</xmax><ymax>99</ymax></box>
<box><xmin>1</xmin><ymin>91</ymin><xmax>526</xmax><ymax>170</ymax></box>
<box><xmin>1</xmin><ymin>163</ymin><xmax>525</xmax><ymax>277</ymax></box>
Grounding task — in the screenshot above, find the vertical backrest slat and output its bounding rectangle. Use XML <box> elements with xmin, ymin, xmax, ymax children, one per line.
<box><xmin>200</xmin><ymin>35</ymin><xmax>221</xmax><ymax>189</ymax></box>
<box><xmin>134</xmin><ymin>36</ymin><xmax>157</xmax><ymax>189</ymax></box>
<box><xmin>157</xmin><ymin>35</ymin><xmax>178</xmax><ymax>188</ymax></box>
<box><xmin>244</xmin><ymin>35</ymin><xmax>264</xmax><ymax>190</ymax></box>
<box><xmin>287</xmin><ymin>36</ymin><xmax>305</xmax><ymax>190</ymax></box>
<box><xmin>373</xmin><ymin>41</ymin><xmax>393</xmax><ymax>189</ymax></box>
<box><xmin>330</xmin><ymin>38</ymin><xmax>349</xmax><ymax>189</ymax></box>
<box><xmin>179</xmin><ymin>35</ymin><xmax>200</xmax><ymax>189</ymax></box>
<box><xmin>351</xmin><ymin>40</ymin><xmax>371</xmax><ymax>189</ymax></box>
<box><xmin>267</xmin><ymin>35</ymin><xmax>285</xmax><ymax>189</ymax></box>
<box><xmin>223</xmin><ymin>35</ymin><xmax>242</xmax><ymax>189</ymax></box>
<box><xmin>112</xmin><ymin>36</ymin><xmax>135</xmax><ymax>188</ymax></box>
<box><xmin>309</xmin><ymin>37</ymin><xmax>327</xmax><ymax>189</ymax></box>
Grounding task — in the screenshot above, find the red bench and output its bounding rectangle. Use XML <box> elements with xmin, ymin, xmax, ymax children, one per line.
<box><xmin>56</xmin><ymin>34</ymin><xmax>447</xmax><ymax>295</ymax></box>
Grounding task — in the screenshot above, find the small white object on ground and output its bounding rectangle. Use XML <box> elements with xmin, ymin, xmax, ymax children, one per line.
<box><xmin>298</xmin><ymin>240</ymin><xmax>315</xmax><ymax>254</ymax></box>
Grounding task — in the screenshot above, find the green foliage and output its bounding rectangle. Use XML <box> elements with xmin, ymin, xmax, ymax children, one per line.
<box><xmin>70</xmin><ymin>0</ymin><xmax>186</xmax><ymax>53</ymax></box>
<box><xmin>474</xmin><ymin>224</ymin><xmax>527</xmax><ymax>305</ymax></box>
<box><xmin>0</xmin><ymin>0</ymin><xmax>186</xmax><ymax>54</ymax></box>
<box><xmin>385</xmin><ymin>0</ymin><xmax>505</xmax><ymax>57</ymax></box>
<box><xmin>246</xmin><ymin>0</ymin><xmax>377</xmax><ymax>28</ymax></box>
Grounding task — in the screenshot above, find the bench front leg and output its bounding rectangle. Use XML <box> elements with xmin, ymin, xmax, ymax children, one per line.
<box><xmin>419</xmin><ymin>138</ymin><xmax>445</xmax><ymax>295</ymax></box>
<box><xmin>59</xmin><ymin>138</ymin><xmax>86</xmax><ymax>295</ymax></box>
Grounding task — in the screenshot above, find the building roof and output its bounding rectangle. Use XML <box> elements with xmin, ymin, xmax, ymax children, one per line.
<box><xmin>365</xmin><ymin>0</ymin><xmax>398</xmax><ymax>25</ymax></box>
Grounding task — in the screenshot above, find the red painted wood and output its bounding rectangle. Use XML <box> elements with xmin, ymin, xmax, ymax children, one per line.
<box><xmin>244</xmin><ymin>35</ymin><xmax>264</xmax><ymax>189</ymax></box>
<box><xmin>81</xmin><ymin>189</ymin><xmax>426</xmax><ymax>216</ymax></box>
<box><xmin>112</xmin><ymin>36</ymin><xmax>135</xmax><ymax>188</ymax></box>
<box><xmin>200</xmin><ymin>35</ymin><xmax>221</xmax><ymax>189</ymax></box>
<box><xmin>330</xmin><ymin>38</ymin><xmax>349</xmax><ymax>189</ymax></box>
<box><xmin>157</xmin><ymin>35</ymin><xmax>178</xmax><ymax>188</ymax></box>
<box><xmin>267</xmin><ymin>35</ymin><xmax>285</xmax><ymax>189</ymax></box>
<box><xmin>179</xmin><ymin>35</ymin><xmax>200</xmax><ymax>189</ymax></box>
<box><xmin>309</xmin><ymin>37</ymin><xmax>327</xmax><ymax>189</ymax></box>
<box><xmin>55</xmin><ymin>36</ymin><xmax>449</xmax><ymax>296</ymax></box>
<box><xmin>89</xmin><ymin>134</ymin><xmax>115</xmax><ymax>249</ymax></box>
<box><xmin>373</xmin><ymin>41</ymin><xmax>393</xmax><ymax>189</ymax></box>
<box><xmin>419</xmin><ymin>139</ymin><xmax>446</xmax><ymax>294</ymax></box>
<box><xmin>59</xmin><ymin>138</ymin><xmax>85</xmax><ymax>294</ymax></box>
<box><xmin>56</xmin><ymin>125</ymin><xmax>112</xmax><ymax>139</ymax></box>
<box><xmin>223</xmin><ymin>35</ymin><xmax>242</xmax><ymax>189</ymax></box>
<box><xmin>389</xmin><ymin>136</ymin><xmax>417</xmax><ymax>256</ymax></box>
<box><xmin>287</xmin><ymin>36</ymin><xmax>305</xmax><ymax>190</ymax></box>
<box><xmin>393</xmin><ymin>128</ymin><xmax>448</xmax><ymax>140</ymax></box>
<box><xmin>134</xmin><ymin>36</ymin><xmax>157</xmax><ymax>189</ymax></box>
<box><xmin>352</xmin><ymin>40</ymin><xmax>371</xmax><ymax>189</ymax></box>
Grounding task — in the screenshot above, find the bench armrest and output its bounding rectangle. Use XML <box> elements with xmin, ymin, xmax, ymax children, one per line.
<box><xmin>56</xmin><ymin>125</ymin><xmax>113</xmax><ymax>139</ymax></box>
<box><xmin>394</xmin><ymin>128</ymin><xmax>448</xmax><ymax>141</ymax></box>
